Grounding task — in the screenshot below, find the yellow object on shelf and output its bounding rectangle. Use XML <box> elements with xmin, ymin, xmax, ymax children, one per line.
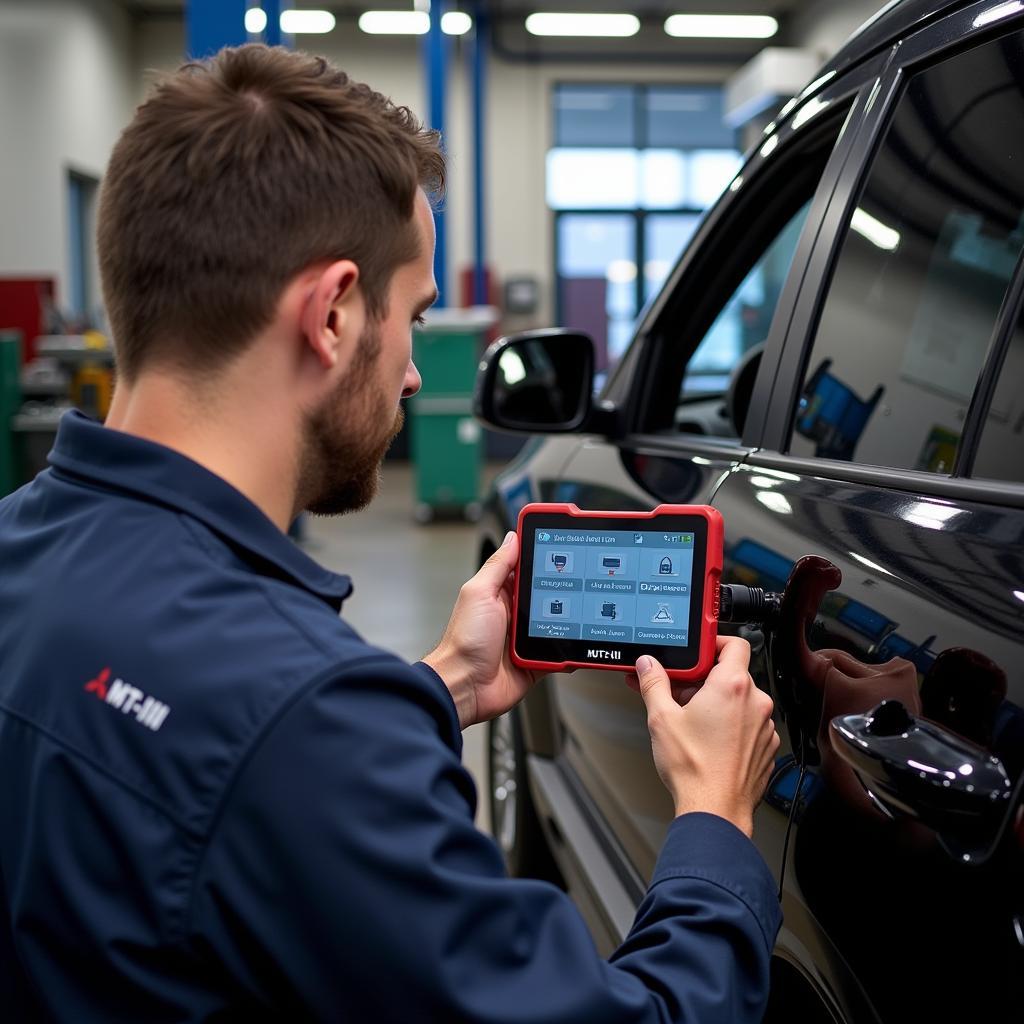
<box><xmin>82</xmin><ymin>329</ymin><xmax>109</xmax><ymax>351</ymax></box>
<box><xmin>71</xmin><ymin>364</ymin><xmax>113</xmax><ymax>420</ymax></box>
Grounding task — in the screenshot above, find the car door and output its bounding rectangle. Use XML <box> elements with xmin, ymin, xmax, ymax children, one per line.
<box><xmin>544</xmin><ymin>53</ymin><xmax>892</xmax><ymax>920</ymax></box>
<box><xmin>711</xmin><ymin>5</ymin><xmax>1024</xmax><ymax>1020</ymax></box>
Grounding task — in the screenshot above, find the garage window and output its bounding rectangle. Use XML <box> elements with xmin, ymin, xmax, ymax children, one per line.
<box><xmin>549</xmin><ymin>85</ymin><xmax>740</xmax><ymax>377</ymax></box>
<box><xmin>788</xmin><ymin>31</ymin><xmax>1024</xmax><ymax>473</ymax></box>
<box><xmin>634</xmin><ymin>91</ymin><xmax>855</xmax><ymax>438</ymax></box>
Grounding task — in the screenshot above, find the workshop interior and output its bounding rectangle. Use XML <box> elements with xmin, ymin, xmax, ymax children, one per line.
<box><xmin>2</xmin><ymin>2</ymin><xmax>1023</xmax><ymax>1021</ymax></box>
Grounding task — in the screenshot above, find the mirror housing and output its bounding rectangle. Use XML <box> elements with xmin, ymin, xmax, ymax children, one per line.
<box><xmin>474</xmin><ymin>329</ymin><xmax>613</xmax><ymax>434</ymax></box>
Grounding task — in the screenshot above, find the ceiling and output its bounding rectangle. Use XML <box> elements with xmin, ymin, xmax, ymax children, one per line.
<box><xmin>123</xmin><ymin>0</ymin><xmax>825</xmax><ymax>62</ymax></box>
<box><xmin>122</xmin><ymin>1</ymin><xmax>811</xmax><ymax>20</ymax></box>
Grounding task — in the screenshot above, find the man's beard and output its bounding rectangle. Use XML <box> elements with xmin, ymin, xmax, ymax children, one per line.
<box><xmin>297</xmin><ymin>320</ymin><xmax>405</xmax><ymax>517</ymax></box>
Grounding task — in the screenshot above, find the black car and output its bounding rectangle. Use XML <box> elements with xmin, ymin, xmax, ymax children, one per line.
<box><xmin>474</xmin><ymin>1</ymin><xmax>1024</xmax><ymax>1020</ymax></box>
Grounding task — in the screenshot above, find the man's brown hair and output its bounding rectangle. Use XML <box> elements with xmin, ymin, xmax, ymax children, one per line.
<box><xmin>97</xmin><ymin>45</ymin><xmax>445</xmax><ymax>381</ymax></box>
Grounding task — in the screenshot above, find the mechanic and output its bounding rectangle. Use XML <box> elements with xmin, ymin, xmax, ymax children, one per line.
<box><xmin>0</xmin><ymin>45</ymin><xmax>781</xmax><ymax>1022</ymax></box>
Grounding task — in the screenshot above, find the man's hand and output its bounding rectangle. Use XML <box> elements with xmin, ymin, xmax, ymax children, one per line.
<box><xmin>627</xmin><ymin>638</ymin><xmax>779</xmax><ymax>837</ymax></box>
<box><xmin>423</xmin><ymin>532</ymin><xmax>541</xmax><ymax>730</ymax></box>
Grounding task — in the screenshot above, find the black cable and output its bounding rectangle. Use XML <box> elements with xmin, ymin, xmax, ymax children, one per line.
<box><xmin>776</xmin><ymin>756</ymin><xmax>807</xmax><ymax>904</ymax></box>
<box><xmin>718</xmin><ymin>585</ymin><xmax>796</xmax><ymax>902</ymax></box>
<box><xmin>762</xmin><ymin>630</ymin><xmax>801</xmax><ymax>905</ymax></box>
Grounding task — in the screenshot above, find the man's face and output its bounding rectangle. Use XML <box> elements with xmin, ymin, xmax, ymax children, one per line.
<box><xmin>299</xmin><ymin>191</ymin><xmax>437</xmax><ymax>516</ymax></box>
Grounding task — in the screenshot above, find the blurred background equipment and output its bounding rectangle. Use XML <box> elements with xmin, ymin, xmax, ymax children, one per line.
<box><xmin>0</xmin><ymin>330</ymin><xmax>21</xmax><ymax>496</ymax></box>
<box><xmin>410</xmin><ymin>306</ymin><xmax>497</xmax><ymax>522</ymax></box>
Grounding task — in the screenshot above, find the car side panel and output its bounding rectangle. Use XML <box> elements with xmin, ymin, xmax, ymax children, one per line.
<box><xmin>713</xmin><ymin>462</ymin><xmax>1024</xmax><ymax>1023</ymax></box>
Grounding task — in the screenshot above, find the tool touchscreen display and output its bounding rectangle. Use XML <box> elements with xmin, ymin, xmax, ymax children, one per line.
<box><xmin>511</xmin><ymin>504</ymin><xmax>721</xmax><ymax>679</ymax></box>
<box><xmin>528</xmin><ymin>528</ymin><xmax>695</xmax><ymax>647</ymax></box>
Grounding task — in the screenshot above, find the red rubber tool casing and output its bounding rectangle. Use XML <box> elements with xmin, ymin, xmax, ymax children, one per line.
<box><xmin>510</xmin><ymin>502</ymin><xmax>724</xmax><ymax>681</ymax></box>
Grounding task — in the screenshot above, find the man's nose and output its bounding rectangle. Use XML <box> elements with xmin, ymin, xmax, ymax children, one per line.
<box><xmin>402</xmin><ymin>360</ymin><xmax>422</xmax><ymax>399</ymax></box>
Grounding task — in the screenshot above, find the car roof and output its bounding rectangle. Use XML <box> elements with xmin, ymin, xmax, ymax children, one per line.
<box><xmin>827</xmin><ymin>0</ymin><xmax>965</xmax><ymax>75</ymax></box>
<box><xmin>778</xmin><ymin>0</ymin><xmax>967</xmax><ymax>130</ymax></box>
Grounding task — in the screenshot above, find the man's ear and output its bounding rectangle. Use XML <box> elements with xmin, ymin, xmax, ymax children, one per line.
<box><xmin>300</xmin><ymin>260</ymin><xmax>362</xmax><ymax>370</ymax></box>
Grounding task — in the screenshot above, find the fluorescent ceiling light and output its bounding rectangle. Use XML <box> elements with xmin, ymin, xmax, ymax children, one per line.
<box><xmin>245</xmin><ymin>7</ymin><xmax>268</xmax><ymax>33</ymax></box>
<box><xmin>525</xmin><ymin>13</ymin><xmax>640</xmax><ymax>37</ymax></box>
<box><xmin>442</xmin><ymin>11</ymin><xmax>473</xmax><ymax>35</ymax></box>
<box><xmin>851</xmin><ymin>208</ymin><xmax>900</xmax><ymax>251</ymax></box>
<box><xmin>359</xmin><ymin>10</ymin><xmax>430</xmax><ymax>34</ymax></box>
<box><xmin>280</xmin><ymin>9</ymin><xmax>335</xmax><ymax>33</ymax></box>
<box><xmin>664</xmin><ymin>14</ymin><xmax>778</xmax><ymax>38</ymax></box>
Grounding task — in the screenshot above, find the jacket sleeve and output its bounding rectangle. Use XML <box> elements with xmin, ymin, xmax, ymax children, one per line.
<box><xmin>187</xmin><ymin>654</ymin><xmax>782</xmax><ymax>1023</ymax></box>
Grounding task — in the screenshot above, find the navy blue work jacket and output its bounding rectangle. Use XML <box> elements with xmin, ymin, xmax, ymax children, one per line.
<box><xmin>0</xmin><ymin>411</ymin><xmax>782</xmax><ymax>1022</ymax></box>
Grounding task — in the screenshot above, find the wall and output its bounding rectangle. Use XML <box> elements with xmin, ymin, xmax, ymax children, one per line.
<box><xmin>0</xmin><ymin>0</ymin><xmax>136</xmax><ymax>312</ymax></box>
<box><xmin>0</xmin><ymin>3</ymin><xmax>883</xmax><ymax>334</ymax></box>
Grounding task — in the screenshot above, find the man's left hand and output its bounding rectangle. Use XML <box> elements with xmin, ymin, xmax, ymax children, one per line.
<box><xmin>424</xmin><ymin>531</ymin><xmax>541</xmax><ymax>730</ymax></box>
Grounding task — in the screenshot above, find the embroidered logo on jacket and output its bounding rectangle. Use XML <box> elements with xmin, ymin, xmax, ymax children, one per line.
<box><xmin>83</xmin><ymin>667</ymin><xmax>171</xmax><ymax>731</ymax></box>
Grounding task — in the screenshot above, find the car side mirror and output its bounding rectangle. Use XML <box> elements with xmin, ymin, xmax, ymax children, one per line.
<box><xmin>474</xmin><ymin>329</ymin><xmax>602</xmax><ymax>434</ymax></box>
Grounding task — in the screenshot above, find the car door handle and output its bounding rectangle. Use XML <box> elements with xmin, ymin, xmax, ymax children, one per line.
<box><xmin>830</xmin><ymin>699</ymin><xmax>1014</xmax><ymax>861</ymax></box>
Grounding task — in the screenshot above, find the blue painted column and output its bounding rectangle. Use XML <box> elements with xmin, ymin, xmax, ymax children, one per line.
<box><xmin>186</xmin><ymin>0</ymin><xmax>247</xmax><ymax>59</ymax></box>
<box><xmin>187</xmin><ymin>2</ymin><xmax>287</xmax><ymax>58</ymax></box>
<box><xmin>470</xmin><ymin>2</ymin><xmax>488</xmax><ymax>306</ymax></box>
<box><xmin>262</xmin><ymin>0</ymin><xmax>283</xmax><ymax>46</ymax></box>
<box><xmin>422</xmin><ymin>3</ymin><xmax>449</xmax><ymax>307</ymax></box>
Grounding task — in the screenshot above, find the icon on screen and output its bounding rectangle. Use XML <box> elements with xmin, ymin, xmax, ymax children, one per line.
<box><xmin>600</xmin><ymin>602</ymin><xmax>618</xmax><ymax>620</ymax></box>
<box><xmin>550</xmin><ymin>600</ymin><xmax>564</xmax><ymax>615</ymax></box>
<box><xmin>634</xmin><ymin>534</ymin><xmax>643</xmax><ymax>544</ymax></box>
<box><xmin>546</xmin><ymin>551</ymin><xmax>573</xmax><ymax>574</ymax></box>
<box><xmin>538</xmin><ymin>531</ymin><xmax>551</xmax><ymax>542</ymax></box>
<box><xmin>652</xmin><ymin>603</ymin><xmax>674</xmax><ymax>624</ymax></box>
<box><xmin>601</xmin><ymin>556</ymin><xmax>622</xmax><ymax>575</ymax></box>
<box><xmin>659</xmin><ymin>557</ymin><xmax>673</xmax><ymax>575</ymax></box>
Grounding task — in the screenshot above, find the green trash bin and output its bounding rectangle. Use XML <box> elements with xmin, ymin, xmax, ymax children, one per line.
<box><xmin>0</xmin><ymin>330</ymin><xmax>22</xmax><ymax>497</ymax></box>
<box><xmin>410</xmin><ymin>308</ymin><xmax>496</xmax><ymax>522</ymax></box>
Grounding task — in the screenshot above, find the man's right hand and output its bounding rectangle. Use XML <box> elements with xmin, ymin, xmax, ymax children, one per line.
<box><xmin>630</xmin><ymin>637</ymin><xmax>779</xmax><ymax>838</ymax></box>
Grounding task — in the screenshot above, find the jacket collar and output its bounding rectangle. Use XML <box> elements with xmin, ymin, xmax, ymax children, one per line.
<box><xmin>48</xmin><ymin>411</ymin><xmax>353</xmax><ymax>611</ymax></box>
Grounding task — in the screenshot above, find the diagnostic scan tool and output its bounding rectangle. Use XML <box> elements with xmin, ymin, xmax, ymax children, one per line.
<box><xmin>512</xmin><ymin>503</ymin><xmax>724</xmax><ymax>681</ymax></box>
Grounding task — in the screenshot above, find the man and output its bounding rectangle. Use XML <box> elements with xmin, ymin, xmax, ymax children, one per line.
<box><xmin>0</xmin><ymin>45</ymin><xmax>781</xmax><ymax>1021</ymax></box>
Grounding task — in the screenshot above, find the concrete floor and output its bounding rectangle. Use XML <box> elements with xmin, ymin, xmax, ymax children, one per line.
<box><xmin>301</xmin><ymin>462</ymin><xmax>494</xmax><ymax>835</ymax></box>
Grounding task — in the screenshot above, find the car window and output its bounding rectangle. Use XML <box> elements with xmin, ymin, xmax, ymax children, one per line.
<box><xmin>788</xmin><ymin>31</ymin><xmax>1024</xmax><ymax>472</ymax></box>
<box><xmin>638</xmin><ymin>98</ymin><xmax>855</xmax><ymax>439</ymax></box>
<box><xmin>681</xmin><ymin>201</ymin><xmax>810</xmax><ymax>401</ymax></box>
<box><xmin>972</xmin><ymin>310</ymin><xmax>1024</xmax><ymax>483</ymax></box>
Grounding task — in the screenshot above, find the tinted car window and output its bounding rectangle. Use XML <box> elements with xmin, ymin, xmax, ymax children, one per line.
<box><xmin>633</xmin><ymin>87</ymin><xmax>857</xmax><ymax>438</ymax></box>
<box><xmin>972</xmin><ymin>310</ymin><xmax>1024</xmax><ymax>483</ymax></box>
<box><xmin>789</xmin><ymin>31</ymin><xmax>1024</xmax><ymax>472</ymax></box>
<box><xmin>681</xmin><ymin>200</ymin><xmax>810</xmax><ymax>400</ymax></box>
